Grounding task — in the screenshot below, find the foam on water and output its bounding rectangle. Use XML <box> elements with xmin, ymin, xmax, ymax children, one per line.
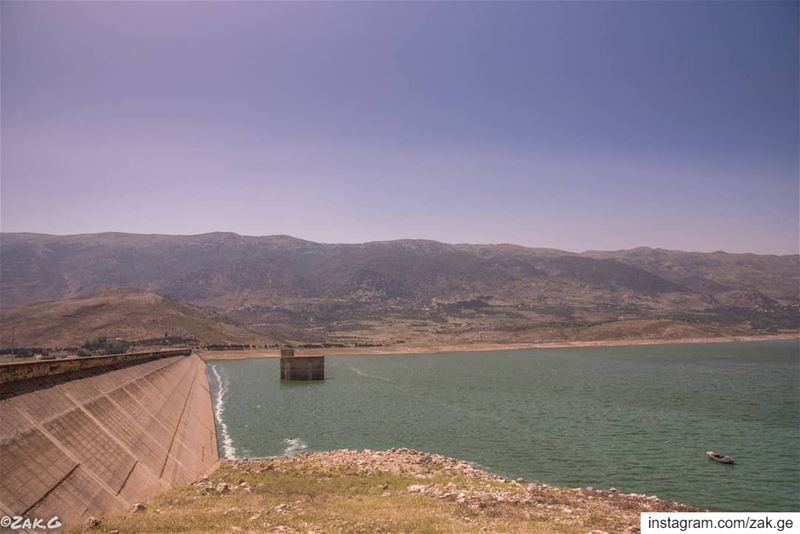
<box><xmin>349</xmin><ymin>366</ymin><xmax>393</xmax><ymax>383</ymax></box>
<box><xmin>282</xmin><ymin>437</ymin><xmax>308</xmax><ymax>456</ymax></box>
<box><xmin>211</xmin><ymin>364</ymin><xmax>238</xmax><ymax>459</ymax></box>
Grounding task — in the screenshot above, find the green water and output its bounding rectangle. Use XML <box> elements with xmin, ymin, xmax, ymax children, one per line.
<box><xmin>207</xmin><ymin>340</ymin><xmax>799</xmax><ymax>511</ymax></box>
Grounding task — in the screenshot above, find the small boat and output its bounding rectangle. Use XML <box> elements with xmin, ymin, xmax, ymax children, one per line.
<box><xmin>706</xmin><ymin>451</ymin><xmax>735</xmax><ymax>464</ymax></box>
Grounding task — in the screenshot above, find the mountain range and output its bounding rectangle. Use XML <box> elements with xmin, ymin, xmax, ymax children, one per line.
<box><xmin>0</xmin><ymin>232</ymin><xmax>797</xmax><ymax>348</ymax></box>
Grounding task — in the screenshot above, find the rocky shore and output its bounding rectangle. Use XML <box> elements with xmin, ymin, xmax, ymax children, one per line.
<box><xmin>76</xmin><ymin>448</ymin><xmax>704</xmax><ymax>533</ymax></box>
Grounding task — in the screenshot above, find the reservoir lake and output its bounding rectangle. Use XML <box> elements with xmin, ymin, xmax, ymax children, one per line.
<box><xmin>207</xmin><ymin>340</ymin><xmax>799</xmax><ymax>511</ymax></box>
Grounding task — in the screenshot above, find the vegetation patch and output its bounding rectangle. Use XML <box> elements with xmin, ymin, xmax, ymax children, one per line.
<box><xmin>71</xmin><ymin>449</ymin><xmax>703</xmax><ymax>534</ymax></box>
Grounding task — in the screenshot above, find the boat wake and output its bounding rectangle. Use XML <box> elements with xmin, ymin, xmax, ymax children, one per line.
<box><xmin>282</xmin><ymin>437</ymin><xmax>308</xmax><ymax>456</ymax></box>
<box><xmin>349</xmin><ymin>366</ymin><xmax>393</xmax><ymax>383</ymax></box>
<box><xmin>210</xmin><ymin>365</ymin><xmax>238</xmax><ymax>459</ymax></box>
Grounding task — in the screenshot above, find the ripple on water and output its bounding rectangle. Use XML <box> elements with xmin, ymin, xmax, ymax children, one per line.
<box><xmin>207</xmin><ymin>341</ymin><xmax>800</xmax><ymax>511</ymax></box>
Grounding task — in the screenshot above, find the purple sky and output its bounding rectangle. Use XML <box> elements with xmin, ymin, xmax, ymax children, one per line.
<box><xmin>2</xmin><ymin>1</ymin><xmax>798</xmax><ymax>254</ymax></box>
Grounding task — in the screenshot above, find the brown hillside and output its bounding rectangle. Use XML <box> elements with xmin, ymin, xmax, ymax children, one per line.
<box><xmin>0</xmin><ymin>288</ymin><xmax>261</xmax><ymax>347</ymax></box>
<box><xmin>0</xmin><ymin>233</ymin><xmax>797</xmax><ymax>347</ymax></box>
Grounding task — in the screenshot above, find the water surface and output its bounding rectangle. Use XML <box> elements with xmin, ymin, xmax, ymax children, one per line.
<box><xmin>207</xmin><ymin>340</ymin><xmax>799</xmax><ymax>511</ymax></box>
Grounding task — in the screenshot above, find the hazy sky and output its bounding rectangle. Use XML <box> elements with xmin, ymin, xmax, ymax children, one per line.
<box><xmin>2</xmin><ymin>1</ymin><xmax>798</xmax><ymax>254</ymax></box>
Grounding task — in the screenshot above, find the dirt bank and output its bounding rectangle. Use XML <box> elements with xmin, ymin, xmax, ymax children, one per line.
<box><xmin>198</xmin><ymin>333</ymin><xmax>799</xmax><ymax>360</ymax></box>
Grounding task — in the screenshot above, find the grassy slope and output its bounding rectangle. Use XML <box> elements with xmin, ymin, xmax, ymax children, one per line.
<box><xmin>72</xmin><ymin>449</ymin><xmax>702</xmax><ymax>534</ymax></box>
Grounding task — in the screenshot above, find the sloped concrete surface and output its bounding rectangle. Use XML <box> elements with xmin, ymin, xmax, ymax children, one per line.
<box><xmin>0</xmin><ymin>354</ymin><xmax>218</xmax><ymax>531</ymax></box>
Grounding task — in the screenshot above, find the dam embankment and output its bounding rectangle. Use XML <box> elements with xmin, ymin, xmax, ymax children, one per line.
<box><xmin>0</xmin><ymin>350</ymin><xmax>218</xmax><ymax>530</ymax></box>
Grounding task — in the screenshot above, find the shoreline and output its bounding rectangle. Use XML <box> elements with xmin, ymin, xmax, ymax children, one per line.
<box><xmin>198</xmin><ymin>332</ymin><xmax>799</xmax><ymax>360</ymax></box>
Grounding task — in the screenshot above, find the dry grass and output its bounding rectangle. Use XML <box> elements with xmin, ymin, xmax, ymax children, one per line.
<box><xmin>71</xmin><ymin>449</ymin><xmax>702</xmax><ymax>534</ymax></box>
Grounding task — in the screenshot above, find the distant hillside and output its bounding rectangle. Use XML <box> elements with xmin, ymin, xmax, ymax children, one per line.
<box><xmin>0</xmin><ymin>232</ymin><xmax>797</xmax><ymax>347</ymax></box>
<box><xmin>0</xmin><ymin>288</ymin><xmax>261</xmax><ymax>347</ymax></box>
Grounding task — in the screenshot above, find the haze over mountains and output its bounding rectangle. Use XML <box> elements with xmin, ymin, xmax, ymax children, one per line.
<box><xmin>0</xmin><ymin>232</ymin><xmax>797</xmax><ymax>348</ymax></box>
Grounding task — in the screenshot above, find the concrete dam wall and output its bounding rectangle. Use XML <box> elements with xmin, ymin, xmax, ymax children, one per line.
<box><xmin>0</xmin><ymin>349</ymin><xmax>192</xmax><ymax>384</ymax></box>
<box><xmin>0</xmin><ymin>351</ymin><xmax>218</xmax><ymax>530</ymax></box>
